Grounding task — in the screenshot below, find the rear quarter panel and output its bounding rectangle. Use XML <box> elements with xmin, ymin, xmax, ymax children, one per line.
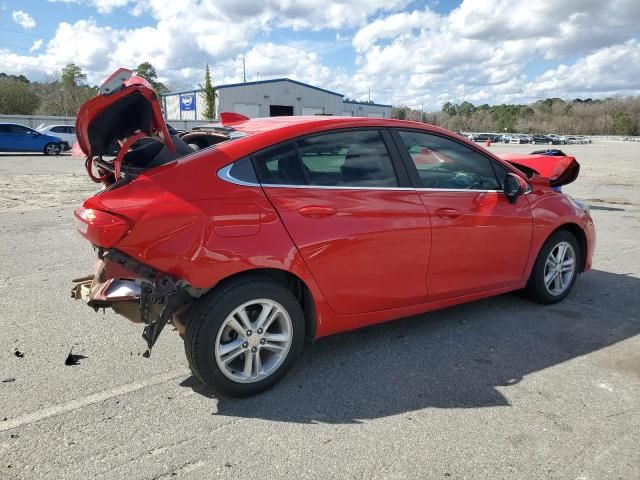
<box><xmin>83</xmin><ymin>151</ymin><xmax>335</xmax><ymax>334</ymax></box>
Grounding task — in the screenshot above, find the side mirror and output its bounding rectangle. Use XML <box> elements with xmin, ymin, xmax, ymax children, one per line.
<box><xmin>504</xmin><ymin>173</ymin><xmax>528</xmax><ymax>204</ymax></box>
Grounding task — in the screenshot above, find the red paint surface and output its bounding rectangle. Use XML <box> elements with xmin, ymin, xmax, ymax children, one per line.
<box><xmin>75</xmin><ymin>97</ymin><xmax>595</xmax><ymax>338</ymax></box>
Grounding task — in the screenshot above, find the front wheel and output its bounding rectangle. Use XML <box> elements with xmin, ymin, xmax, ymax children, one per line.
<box><xmin>184</xmin><ymin>279</ymin><xmax>305</xmax><ymax>397</ymax></box>
<box><xmin>44</xmin><ymin>143</ymin><xmax>61</xmax><ymax>155</ymax></box>
<box><xmin>524</xmin><ymin>231</ymin><xmax>580</xmax><ymax>304</ymax></box>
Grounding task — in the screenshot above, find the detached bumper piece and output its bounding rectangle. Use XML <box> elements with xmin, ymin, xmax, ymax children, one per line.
<box><xmin>71</xmin><ymin>250</ymin><xmax>191</xmax><ymax>355</ymax></box>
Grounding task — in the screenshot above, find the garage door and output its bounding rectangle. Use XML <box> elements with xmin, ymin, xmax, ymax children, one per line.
<box><xmin>342</xmin><ymin>111</ymin><xmax>353</xmax><ymax>117</ymax></box>
<box><xmin>367</xmin><ymin>111</ymin><xmax>384</xmax><ymax>118</ymax></box>
<box><xmin>233</xmin><ymin>103</ymin><xmax>261</xmax><ymax>118</ymax></box>
<box><xmin>302</xmin><ymin>107</ymin><xmax>324</xmax><ymax>116</ymax></box>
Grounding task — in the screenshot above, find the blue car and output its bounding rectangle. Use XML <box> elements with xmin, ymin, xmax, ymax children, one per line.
<box><xmin>0</xmin><ymin>123</ymin><xmax>69</xmax><ymax>155</ymax></box>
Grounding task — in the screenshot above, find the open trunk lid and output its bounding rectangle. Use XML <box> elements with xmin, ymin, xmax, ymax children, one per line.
<box><xmin>76</xmin><ymin>68</ymin><xmax>194</xmax><ymax>184</ymax></box>
<box><xmin>498</xmin><ymin>150</ymin><xmax>580</xmax><ymax>187</ymax></box>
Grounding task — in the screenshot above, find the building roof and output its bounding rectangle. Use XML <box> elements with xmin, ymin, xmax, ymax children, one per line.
<box><xmin>343</xmin><ymin>100</ymin><xmax>393</xmax><ymax>108</ymax></box>
<box><xmin>215</xmin><ymin>78</ymin><xmax>344</xmax><ymax>97</ymax></box>
<box><xmin>160</xmin><ymin>78</ymin><xmax>343</xmax><ymax>98</ymax></box>
<box><xmin>160</xmin><ymin>78</ymin><xmax>391</xmax><ymax>107</ymax></box>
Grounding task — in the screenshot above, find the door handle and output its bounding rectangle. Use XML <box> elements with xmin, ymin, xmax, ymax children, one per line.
<box><xmin>298</xmin><ymin>206</ymin><xmax>337</xmax><ymax>219</ymax></box>
<box><xmin>434</xmin><ymin>208</ymin><xmax>463</xmax><ymax>219</ymax></box>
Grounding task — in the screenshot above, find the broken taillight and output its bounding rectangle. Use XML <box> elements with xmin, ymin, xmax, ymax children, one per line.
<box><xmin>74</xmin><ymin>207</ymin><xmax>130</xmax><ymax>247</ymax></box>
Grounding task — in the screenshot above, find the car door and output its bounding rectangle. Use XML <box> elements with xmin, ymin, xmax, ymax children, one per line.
<box><xmin>253</xmin><ymin>128</ymin><xmax>431</xmax><ymax>315</ymax></box>
<box><xmin>6</xmin><ymin>124</ymin><xmax>31</xmax><ymax>151</ymax></box>
<box><xmin>392</xmin><ymin>129</ymin><xmax>533</xmax><ymax>300</ymax></box>
<box><xmin>0</xmin><ymin>124</ymin><xmax>13</xmax><ymax>150</ymax></box>
<box><xmin>9</xmin><ymin>125</ymin><xmax>40</xmax><ymax>151</ymax></box>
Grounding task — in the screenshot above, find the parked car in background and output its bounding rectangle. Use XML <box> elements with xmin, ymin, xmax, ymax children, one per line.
<box><xmin>510</xmin><ymin>134</ymin><xmax>531</xmax><ymax>144</ymax></box>
<box><xmin>469</xmin><ymin>133</ymin><xmax>487</xmax><ymax>142</ymax></box>
<box><xmin>0</xmin><ymin>123</ymin><xmax>69</xmax><ymax>155</ymax></box>
<box><xmin>565</xmin><ymin>136</ymin><xmax>590</xmax><ymax>145</ymax></box>
<box><xmin>546</xmin><ymin>134</ymin><xmax>567</xmax><ymax>145</ymax></box>
<box><xmin>469</xmin><ymin>133</ymin><xmax>501</xmax><ymax>143</ymax></box>
<box><xmin>37</xmin><ymin>124</ymin><xmax>77</xmax><ymax>146</ymax></box>
<box><xmin>532</xmin><ymin>134</ymin><xmax>562</xmax><ymax>145</ymax></box>
<box><xmin>70</xmin><ymin>68</ymin><xmax>596</xmax><ymax>397</ymax></box>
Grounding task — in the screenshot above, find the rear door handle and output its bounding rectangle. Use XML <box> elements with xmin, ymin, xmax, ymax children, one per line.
<box><xmin>434</xmin><ymin>207</ymin><xmax>463</xmax><ymax>219</ymax></box>
<box><xmin>298</xmin><ymin>206</ymin><xmax>337</xmax><ymax>218</ymax></box>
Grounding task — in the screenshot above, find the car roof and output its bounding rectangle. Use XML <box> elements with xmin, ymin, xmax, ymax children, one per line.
<box><xmin>229</xmin><ymin>115</ymin><xmax>446</xmax><ymax>136</ymax></box>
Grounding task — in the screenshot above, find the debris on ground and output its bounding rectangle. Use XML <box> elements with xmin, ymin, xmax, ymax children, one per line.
<box><xmin>13</xmin><ymin>350</ymin><xmax>24</xmax><ymax>358</ymax></box>
<box><xmin>2</xmin><ymin>378</ymin><xmax>15</xmax><ymax>383</ymax></box>
<box><xmin>64</xmin><ymin>347</ymin><xmax>87</xmax><ymax>366</ymax></box>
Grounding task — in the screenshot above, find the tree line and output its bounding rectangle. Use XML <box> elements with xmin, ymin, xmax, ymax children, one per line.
<box><xmin>392</xmin><ymin>97</ymin><xmax>640</xmax><ymax>135</ymax></box>
<box><xmin>0</xmin><ymin>62</ymin><xmax>168</xmax><ymax>117</ymax></box>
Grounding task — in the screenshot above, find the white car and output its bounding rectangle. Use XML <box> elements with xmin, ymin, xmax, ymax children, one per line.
<box><xmin>37</xmin><ymin>124</ymin><xmax>77</xmax><ymax>146</ymax></box>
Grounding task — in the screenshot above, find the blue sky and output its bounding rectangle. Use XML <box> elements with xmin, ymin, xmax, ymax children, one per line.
<box><xmin>1</xmin><ymin>0</ymin><xmax>639</xmax><ymax>109</ymax></box>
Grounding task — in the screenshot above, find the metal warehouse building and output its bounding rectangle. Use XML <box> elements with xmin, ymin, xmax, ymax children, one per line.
<box><xmin>161</xmin><ymin>78</ymin><xmax>391</xmax><ymax>121</ymax></box>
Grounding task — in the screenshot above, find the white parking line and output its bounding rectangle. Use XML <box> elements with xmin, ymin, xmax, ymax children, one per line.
<box><xmin>0</xmin><ymin>368</ymin><xmax>190</xmax><ymax>432</ymax></box>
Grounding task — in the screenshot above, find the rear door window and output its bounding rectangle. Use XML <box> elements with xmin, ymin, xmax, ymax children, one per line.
<box><xmin>297</xmin><ymin>130</ymin><xmax>398</xmax><ymax>187</ymax></box>
<box><xmin>252</xmin><ymin>129</ymin><xmax>400</xmax><ymax>188</ymax></box>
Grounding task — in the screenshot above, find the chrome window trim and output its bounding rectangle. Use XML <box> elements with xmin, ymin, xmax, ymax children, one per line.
<box><xmin>414</xmin><ymin>188</ymin><xmax>503</xmax><ymax>193</ymax></box>
<box><xmin>217</xmin><ymin>163</ymin><xmax>261</xmax><ymax>187</ymax></box>
<box><xmin>218</xmin><ymin>163</ymin><xmax>513</xmax><ymax>194</ymax></box>
<box><xmin>261</xmin><ymin>183</ymin><xmax>412</xmax><ymax>191</ymax></box>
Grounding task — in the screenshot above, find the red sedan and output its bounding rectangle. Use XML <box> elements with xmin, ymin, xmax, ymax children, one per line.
<box><xmin>72</xmin><ymin>70</ymin><xmax>595</xmax><ymax>396</ymax></box>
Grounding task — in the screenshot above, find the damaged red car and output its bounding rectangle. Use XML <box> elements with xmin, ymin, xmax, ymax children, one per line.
<box><xmin>71</xmin><ymin>69</ymin><xmax>595</xmax><ymax>396</ymax></box>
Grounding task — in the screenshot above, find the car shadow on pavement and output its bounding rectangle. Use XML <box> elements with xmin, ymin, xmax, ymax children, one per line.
<box><xmin>181</xmin><ymin>269</ymin><xmax>640</xmax><ymax>424</ymax></box>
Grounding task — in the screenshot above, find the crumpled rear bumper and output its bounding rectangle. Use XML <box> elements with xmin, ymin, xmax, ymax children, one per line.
<box><xmin>71</xmin><ymin>275</ymin><xmax>141</xmax><ymax>306</ymax></box>
<box><xmin>71</xmin><ymin>249</ymin><xmax>193</xmax><ymax>353</ymax></box>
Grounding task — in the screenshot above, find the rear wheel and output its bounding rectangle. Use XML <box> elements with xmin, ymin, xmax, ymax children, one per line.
<box><xmin>44</xmin><ymin>143</ymin><xmax>61</xmax><ymax>155</ymax></box>
<box><xmin>184</xmin><ymin>279</ymin><xmax>305</xmax><ymax>397</ymax></box>
<box><xmin>524</xmin><ymin>231</ymin><xmax>580</xmax><ymax>304</ymax></box>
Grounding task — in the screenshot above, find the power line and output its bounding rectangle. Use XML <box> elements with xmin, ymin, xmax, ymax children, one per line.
<box><xmin>0</xmin><ymin>42</ymin><xmax>35</xmax><ymax>53</ymax></box>
<box><xmin>0</xmin><ymin>26</ymin><xmax>46</xmax><ymax>39</ymax></box>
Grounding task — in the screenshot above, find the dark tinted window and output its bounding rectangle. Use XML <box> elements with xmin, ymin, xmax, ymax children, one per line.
<box><xmin>7</xmin><ymin>125</ymin><xmax>31</xmax><ymax>135</ymax></box>
<box><xmin>297</xmin><ymin>130</ymin><xmax>398</xmax><ymax>187</ymax></box>
<box><xmin>226</xmin><ymin>157</ymin><xmax>258</xmax><ymax>184</ymax></box>
<box><xmin>51</xmin><ymin>126</ymin><xmax>65</xmax><ymax>133</ymax></box>
<box><xmin>252</xmin><ymin>143</ymin><xmax>306</xmax><ymax>185</ymax></box>
<box><xmin>0</xmin><ymin>125</ymin><xmax>10</xmax><ymax>133</ymax></box>
<box><xmin>398</xmin><ymin>131</ymin><xmax>500</xmax><ymax>190</ymax></box>
<box><xmin>68</xmin><ymin>126</ymin><xmax>76</xmax><ymax>134</ymax></box>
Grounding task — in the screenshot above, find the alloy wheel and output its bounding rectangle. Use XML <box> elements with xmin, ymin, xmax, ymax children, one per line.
<box><xmin>45</xmin><ymin>144</ymin><xmax>60</xmax><ymax>155</ymax></box>
<box><xmin>543</xmin><ymin>241</ymin><xmax>576</xmax><ymax>296</ymax></box>
<box><xmin>214</xmin><ymin>299</ymin><xmax>293</xmax><ymax>383</ymax></box>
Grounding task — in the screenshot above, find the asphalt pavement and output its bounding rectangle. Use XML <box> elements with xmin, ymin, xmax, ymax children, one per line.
<box><xmin>0</xmin><ymin>143</ymin><xmax>638</xmax><ymax>479</ymax></box>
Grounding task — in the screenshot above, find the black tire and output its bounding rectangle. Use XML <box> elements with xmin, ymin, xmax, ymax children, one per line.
<box><xmin>184</xmin><ymin>278</ymin><xmax>305</xmax><ymax>397</ymax></box>
<box><xmin>44</xmin><ymin>143</ymin><xmax>61</xmax><ymax>156</ymax></box>
<box><xmin>524</xmin><ymin>230</ymin><xmax>580</xmax><ymax>304</ymax></box>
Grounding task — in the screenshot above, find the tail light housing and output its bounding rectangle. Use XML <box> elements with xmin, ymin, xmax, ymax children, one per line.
<box><xmin>74</xmin><ymin>207</ymin><xmax>130</xmax><ymax>247</ymax></box>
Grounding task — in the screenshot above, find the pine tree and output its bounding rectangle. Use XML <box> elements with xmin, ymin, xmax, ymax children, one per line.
<box><xmin>202</xmin><ymin>64</ymin><xmax>216</xmax><ymax>120</ymax></box>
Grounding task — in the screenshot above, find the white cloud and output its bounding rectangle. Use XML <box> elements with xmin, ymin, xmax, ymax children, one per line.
<box><xmin>348</xmin><ymin>0</ymin><xmax>640</xmax><ymax>107</ymax></box>
<box><xmin>47</xmin><ymin>0</ymin><xmax>131</xmax><ymax>14</ymax></box>
<box><xmin>12</xmin><ymin>10</ymin><xmax>36</xmax><ymax>29</ymax></box>
<box><xmin>29</xmin><ymin>39</ymin><xmax>43</xmax><ymax>52</ymax></box>
<box><xmin>4</xmin><ymin>0</ymin><xmax>640</xmax><ymax>108</ymax></box>
<box><xmin>526</xmin><ymin>39</ymin><xmax>640</xmax><ymax>98</ymax></box>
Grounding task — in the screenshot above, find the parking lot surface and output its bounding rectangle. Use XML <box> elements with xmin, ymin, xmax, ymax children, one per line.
<box><xmin>1</xmin><ymin>143</ymin><xmax>639</xmax><ymax>479</ymax></box>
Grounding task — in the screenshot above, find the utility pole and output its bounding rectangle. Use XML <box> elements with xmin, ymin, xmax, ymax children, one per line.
<box><xmin>368</xmin><ymin>88</ymin><xmax>371</xmax><ymax>102</ymax></box>
<box><xmin>242</xmin><ymin>56</ymin><xmax>246</xmax><ymax>83</ymax></box>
